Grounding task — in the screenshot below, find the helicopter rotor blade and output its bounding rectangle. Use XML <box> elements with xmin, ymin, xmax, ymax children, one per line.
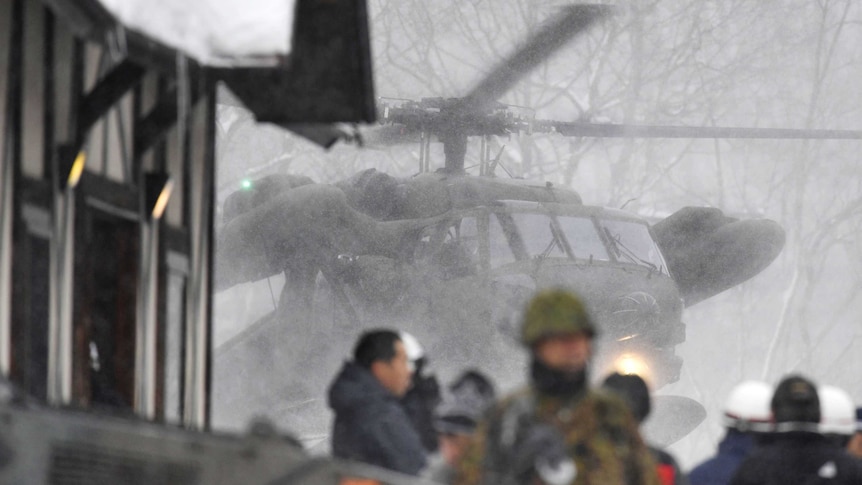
<box><xmin>283</xmin><ymin>123</ymin><xmax>359</xmax><ymax>148</ymax></box>
<box><xmin>549</xmin><ymin>122</ymin><xmax>862</xmax><ymax>140</ymax></box>
<box><xmin>454</xmin><ymin>4</ymin><xmax>614</xmax><ymax>114</ymax></box>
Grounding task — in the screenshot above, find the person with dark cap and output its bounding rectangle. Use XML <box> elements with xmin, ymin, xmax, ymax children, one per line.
<box><xmin>454</xmin><ymin>288</ymin><xmax>660</xmax><ymax>485</ymax></box>
<box><xmin>730</xmin><ymin>374</ymin><xmax>862</xmax><ymax>485</ymax></box>
<box><xmin>602</xmin><ymin>372</ymin><xmax>689</xmax><ymax>485</ymax></box>
<box><xmin>849</xmin><ymin>407</ymin><xmax>862</xmax><ymax>460</ymax></box>
<box><xmin>423</xmin><ymin>370</ymin><xmax>496</xmax><ymax>484</ymax></box>
<box><xmin>327</xmin><ymin>329</ymin><xmax>427</xmax><ymax>475</ymax></box>
<box><xmin>688</xmin><ymin>380</ymin><xmax>773</xmax><ymax>485</ymax></box>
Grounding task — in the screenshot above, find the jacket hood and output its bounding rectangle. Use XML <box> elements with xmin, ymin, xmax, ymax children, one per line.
<box><xmin>328</xmin><ymin>361</ymin><xmax>394</xmax><ymax>414</ymax></box>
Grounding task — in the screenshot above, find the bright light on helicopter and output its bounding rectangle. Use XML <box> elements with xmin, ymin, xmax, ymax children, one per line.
<box><xmin>241</xmin><ymin>178</ymin><xmax>253</xmax><ymax>190</ymax></box>
<box><xmin>612</xmin><ymin>353</ymin><xmax>653</xmax><ymax>386</ymax></box>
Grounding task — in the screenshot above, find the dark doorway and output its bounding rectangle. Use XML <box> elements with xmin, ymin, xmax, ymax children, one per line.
<box><xmin>79</xmin><ymin>208</ymin><xmax>138</xmax><ymax>411</ymax></box>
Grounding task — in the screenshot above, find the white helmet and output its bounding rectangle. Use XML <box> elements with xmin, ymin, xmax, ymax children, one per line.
<box><xmin>399</xmin><ymin>331</ymin><xmax>424</xmax><ymax>371</ymax></box>
<box><xmin>818</xmin><ymin>385</ymin><xmax>855</xmax><ymax>436</ymax></box>
<box><xmin>722</xmin><ymin>380</ymin><xmax>773</xmax><ymax>432</ymax></box>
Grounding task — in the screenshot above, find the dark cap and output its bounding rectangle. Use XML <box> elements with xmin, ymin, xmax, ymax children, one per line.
<box><xmin>771</xmin><ymin>374</ymin><xmax>820</xmax><ymax>425</ymax></box>
<box><xmin>602</xmin><ymin>372</ymin><xmax>651</xmax><ymax>423</ymax></box>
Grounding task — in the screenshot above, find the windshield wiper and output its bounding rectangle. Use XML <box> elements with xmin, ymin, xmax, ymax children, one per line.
<box><xmin>550</xmin><ymin>220</ymin><xmax>575</xmax><ymax>259</ymax></box>
<box><xmin>537</xmin><ymin>222</ymin><xmax>574</xmax><ymax>260</ymax></box>
<box><xmin>603</xmin><ymin>227</ymin><xmax>658</xmax><ymax>272</ymax></box>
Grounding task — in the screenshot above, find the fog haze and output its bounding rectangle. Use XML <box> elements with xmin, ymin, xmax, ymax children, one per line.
<box><xmin>212</xmin><ymin>0</ymin><xmax>862</xmax><ymax>469</ymax></box>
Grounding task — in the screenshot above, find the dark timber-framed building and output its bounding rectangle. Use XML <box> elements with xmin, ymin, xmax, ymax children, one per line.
<box><xmin>2</xmin><ymin>0</ymin><xmax>224</xmax><ymax>427</ymax></box>
<box><xmin>0</xmin><ymin>0</ymin><xmax>379</xmax><ymax>482</ymax></box>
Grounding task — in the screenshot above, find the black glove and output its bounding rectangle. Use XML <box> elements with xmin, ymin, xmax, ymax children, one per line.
<box><xmin>402</xmin><ymin>373</ymin><xmax>442</xmax><ymax>452</ymax></box>
<box><xmin>412</xmin><ymin>373</ymin><xmax>441</xmax><ymax>404</ymax></box>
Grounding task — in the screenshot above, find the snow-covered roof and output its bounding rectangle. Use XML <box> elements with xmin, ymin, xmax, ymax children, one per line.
<box><xmin>97</xmin><ymin>0</ymin><xmax>296</xmax><ymax>66</ymax></box>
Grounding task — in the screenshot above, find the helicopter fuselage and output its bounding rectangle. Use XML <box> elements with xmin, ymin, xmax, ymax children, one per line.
<box><xmin>328</xmin><ymin>195</ymin><xmax>685</xmax><ymax>388</ymax></box>
<box><xmin>215</xmin><ymin>169</ymin><xmax>783</xmax><ymax>396</ymax></box>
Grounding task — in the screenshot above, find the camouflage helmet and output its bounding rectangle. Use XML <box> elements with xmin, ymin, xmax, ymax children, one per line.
<box><xmin>521</xmin><ymin>289</ymin><xmax>596</xmax><ymax>346</ymax></box>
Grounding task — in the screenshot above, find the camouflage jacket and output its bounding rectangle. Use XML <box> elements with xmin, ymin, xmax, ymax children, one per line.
<box><xmin>454</xmin><ymin>386</ymin><xmax>660</xmax><ymax>485</ymax></box>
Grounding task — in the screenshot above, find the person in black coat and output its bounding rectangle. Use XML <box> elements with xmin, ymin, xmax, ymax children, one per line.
<box><xmin>602</xmin><ymin>372</ymin><xmax>689</xmax><ymax>485</ymax></box>
<box><xmin>327</xmin><ymin>329</ymin><xmax>427</xmax><ymax>476</ymax></box>
<box><xmin>730</xmin><ymin>374</ymin><xmax>862</xmax><ymax>485</ymax></box>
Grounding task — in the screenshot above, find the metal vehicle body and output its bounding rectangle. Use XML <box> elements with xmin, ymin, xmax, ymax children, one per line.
<box><xmin>215</xmin><ymin>169</ymin><xmax>782</xmax><ymax>397</ymax></box>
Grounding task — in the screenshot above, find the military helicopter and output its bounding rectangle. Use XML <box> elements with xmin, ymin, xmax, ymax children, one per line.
<box><xmin>213</xmin><ymin>4</ymin><xmax>861</xmax><ymax>444</ymax></box>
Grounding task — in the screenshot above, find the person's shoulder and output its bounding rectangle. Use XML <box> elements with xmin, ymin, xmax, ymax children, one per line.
<box><xmin>727</xmin><ymin>447</ymin><xmax>770</xmax><ymax>483</ymax></box>
<box><xmin>488</xmin><ymin>386</ymin><xmax>534</xmax><ymax>413</ymax></box>
<box><xmin>590</xmin><ymin>387</ymin><xmax>628</xmax><ymax>406</ymax></box>
<box><xmin>589</xmin><ymin>388</ymin><xmax>636</xmax><ymax>419</ymax></box>
<box><xmin>687</xmin><ymin>456</ymin><xmax>716</xmax><ymax>481</ymax></box>
<box><xmin>689</xmin><ymin>452</ymin><xmax>728</xmax><ymax>474</ymax></box>
<box><xmin>346</xmin><ymin>388</ymin><xmax>407</xmax><ymax>425</ymax></box>
<box><xmin>735</xmin><ymin>442</ymin><xmax>771</xmax><ymax>463</ymax></box>
<box><xmin>828</xmin><ymin>448</ymin><xmax>862</xmax><ymax>478</ymax></box>
<box><xmin>472</xmin><ymin>386</ymin><xmax>534</xmax><ymax>431</ymax></box>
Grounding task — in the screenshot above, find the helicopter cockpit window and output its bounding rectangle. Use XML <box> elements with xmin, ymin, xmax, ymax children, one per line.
<box><xmin>489</xmin><ymin>212</ymin><xmax>614</xmax><ymax>266</ymax></box>
<box><xmin>512</xmin><ymin>213</ymin><xmax>571</xmax><ymax>259</ymax></box>
<box><xmin>598</xmin><ymin>219</ymin><xmax>668</xmax><ymax>274</ymax></box>
<box><xmin>556</xmin><ymin>216</ymin><xmax>610</xmax><ymax>261</ymax></box>
<box><xmin>488</xmin><ymin>212</ymin><xmax>527</xmax><ymax>265</ymax></box>
<box><xmin>489</xmin><ymin>212</ymin><xmax>580</xmax><ymax>264</ymax></box>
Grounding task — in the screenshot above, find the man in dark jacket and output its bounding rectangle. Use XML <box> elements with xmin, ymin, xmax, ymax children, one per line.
<box><xmin>328</xmin><ymin>329</ymin><xmax>427</xmax><ymax>475</ymax></box>
<box><xmin>730</xmin><ymin>374</ymin><xmax>862</xmax><ymax>485</ymax></box>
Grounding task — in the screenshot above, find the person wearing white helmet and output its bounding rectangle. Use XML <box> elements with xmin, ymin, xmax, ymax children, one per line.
<box><xmin>730</xmin><ymin>374</ymin><xmax>862</xmax><ymax>485</ymax></box>
<box><xmin>399</xmin><ymin>331</ymin><xmax>442</xmax><ymax>454</ymax></box>
<box><xmin>399</xmin><ymin>331</ymin><xmax>425</xmax><ymax>371</ymax></box>
<box><xmin>689</xmin><ymin>380</ymin><xmax>772</xmax><ymax>485</ymax></box>
<box><xmin>818</xmin><ymin>385</ymin><xmax>856</xmax><ymax>448</ymax></box>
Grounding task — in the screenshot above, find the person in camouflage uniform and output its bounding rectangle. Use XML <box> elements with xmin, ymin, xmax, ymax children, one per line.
<box><xmin>454</xmin><ymin>289</ymin><xmax>660</xmax><ymax>485</ymax></box>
